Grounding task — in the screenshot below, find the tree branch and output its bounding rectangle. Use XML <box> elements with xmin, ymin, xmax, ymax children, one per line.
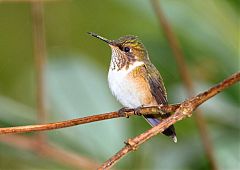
<box><xmin>31</xmin><ymin>0</ymin><xmax>48</xmax><ymax>148</ymax></box>
<box><xmin>0</xmin><ymin>72</ymin><xmax>239</xmax><ymax>169</ymax></box>
<box><xmin>0</xmin><ymin>135</ymin><xmax>99</xmax><ymax>169</ymax></box>
<box><xmin>99</xmin><ymin>72</ymin><xmax>240</xmax><ymax>169</ymax></box>
<box><xmin>0</xmin><ymin>105</ymin><xmax>179</xmax><ymax>135</ymax></box>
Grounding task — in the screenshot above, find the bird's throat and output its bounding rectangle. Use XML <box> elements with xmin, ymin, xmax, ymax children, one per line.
<box><xmin>110</xmin><ymin>48</ymin><xmax>136</xmax><ymax>71</ymax></box>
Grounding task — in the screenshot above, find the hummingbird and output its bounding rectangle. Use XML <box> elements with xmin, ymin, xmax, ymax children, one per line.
<box><xmin>88</xmin><ymin>32</ymin><xmax>177</xmax><ymax>143</ymax></box>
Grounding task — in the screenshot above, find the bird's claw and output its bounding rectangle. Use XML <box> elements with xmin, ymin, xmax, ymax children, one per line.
<box><xmin>118</xmin><ymin>107</ymin><xmax>131</xmax><ymax>118</ymax></box>
<box><xmin>134</xmin><ymin>105</ymin><xmax>144</xmax><ymax>116</ymax></box>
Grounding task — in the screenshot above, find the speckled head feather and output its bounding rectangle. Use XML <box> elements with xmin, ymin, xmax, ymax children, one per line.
<box><xmin>112</xmin><ymin>35</ymin><xmax>146</xmax><ymax>51</ymax></box>
<box><xmin>111</xmin><ymin>35</ymin><xmax>149</xmax><ymax>62</ymax></box>
<box><xmin>113</xmin><ymin>35</ymin><xmax>140</xmax><ymax>47</ymax></box>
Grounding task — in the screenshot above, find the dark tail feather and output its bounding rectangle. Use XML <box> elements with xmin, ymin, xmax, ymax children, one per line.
<box><xmin>144</xmin><ymin>116</ymin><xmax>177</xmax><ymax>143</ymax></box>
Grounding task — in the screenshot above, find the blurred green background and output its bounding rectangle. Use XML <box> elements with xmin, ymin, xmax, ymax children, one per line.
<box><xmin>0</xmin><ymin>0</ymin><xmax>239</xmax><ymax>170</ymax></box>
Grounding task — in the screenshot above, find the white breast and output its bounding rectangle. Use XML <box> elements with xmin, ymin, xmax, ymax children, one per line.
<box><xmin>108</xmin><ymin>60</ymin><xmax>145</xmax><ymax>108</ymax></box>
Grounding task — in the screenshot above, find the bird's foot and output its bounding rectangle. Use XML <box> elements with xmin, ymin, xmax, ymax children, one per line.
<box><xmin>118</xmin><ymin>107</ymin><xmax>132</xmax><ymax>118</ymax></box>
<box><xmin>134</xmin><ymin>105</ymin><xmax>145</xmax><ymax>116</ymax></box>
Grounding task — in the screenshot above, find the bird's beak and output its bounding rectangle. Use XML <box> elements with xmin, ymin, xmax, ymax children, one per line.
<box><xmin>88</xmin><ymin>32</ymin><xmax>112</xmax><ymax>45</ymax></box>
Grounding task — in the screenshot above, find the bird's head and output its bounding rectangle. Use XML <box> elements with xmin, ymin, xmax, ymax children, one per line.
<box><xmin>88</xmin><ymin>32</ymin><xmax>149</xmax><ymax>64</ymax></box>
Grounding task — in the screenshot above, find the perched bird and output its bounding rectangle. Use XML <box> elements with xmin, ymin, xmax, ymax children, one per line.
<box><xmin>88</xmin><ymin>32</ymin><xmax>177</xmax><ymax>142</ymax></box>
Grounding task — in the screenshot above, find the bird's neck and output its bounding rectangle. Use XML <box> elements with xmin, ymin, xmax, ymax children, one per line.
<box><xmin>109</xmin><ymin>58</ymin><xmax>145</xmax><ymax>77</ymax></box>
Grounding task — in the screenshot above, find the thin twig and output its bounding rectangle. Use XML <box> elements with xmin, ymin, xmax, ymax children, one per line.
<box><xmin>0</xmin><ymin>105</ymin><xmax>180</xmax><ymax>135</ymax></box>
<box><xmin>99</xmin><ymin>72</ymin><xmax>240</xmax><ymax>169</ymax></box>
<box><xmin>0</xmin><ymin>135</ymin><xmax>99</xmax><ymax>169</ymax></box>
<box><xmin>31</xmin><ymin>1</ymin><xmax>47</xmax><ymax>144</ymax></box>
<box><xmin>0</xmin><ymin>72</ymin><xmax>238</xmax><ymax>136</ymax></box>
<box><xmin>0</xmin><ymin>73</ymin><xmax>238</xmax><ymax>169</ymax></box>
<box><xmin>41</xmin><ymin>142</ymin><xmax>99</xmax><ymax>170</ymax></box>
<box><xmin>150</xmin><ymin>0</ymin><xmax>218</xmax><ymax>169</ymax></box>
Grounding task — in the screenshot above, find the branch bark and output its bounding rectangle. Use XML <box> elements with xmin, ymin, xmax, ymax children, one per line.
<box><xmin>0</xmin><ymin>105</ymin><xmax>179</xmax><ymax>135</ymax></box>
<box><xmin>99</xmin><ymin>72</ymin><xmax>240</xmax><ymax>169</ymax></box>
<box><xmin>0</xmin><ymin>72</ymin><xmax>239</xmax><ymax>169</ymax></box>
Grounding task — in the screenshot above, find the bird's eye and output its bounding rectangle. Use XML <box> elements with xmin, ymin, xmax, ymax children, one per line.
<box><xmin>123</xmin><ymin>47</ymin><xmax>130</xmax><ymax>52</ymax></box>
